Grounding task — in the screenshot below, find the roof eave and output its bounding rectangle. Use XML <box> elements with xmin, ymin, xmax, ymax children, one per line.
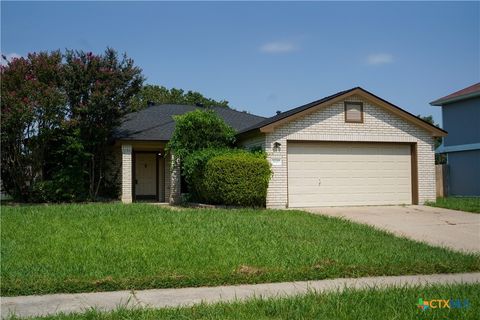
<box><xmin>256</xmin><ymin>87</ymin><xmax>447</xmax><ymax>137</ymax></box>
<box><xmin>430</xmin><ymin>91</ymin><xmax>480</xmax><ymax>106</ymax></box>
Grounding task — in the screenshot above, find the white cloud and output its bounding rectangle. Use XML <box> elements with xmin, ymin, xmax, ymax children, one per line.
<box><xmin>1</xmin><ymin>53</ymin><xmax>21</xmax><ymax>66</ymax></box>
<box><xmin>366</xmin><ymin>53</ymin><xmax>394</xmax><ymax>65</ymax></box>
<box><xmin>260</xmin><ymin>41</ymin><xmax>298</xmax><ymax>54</ymax></box>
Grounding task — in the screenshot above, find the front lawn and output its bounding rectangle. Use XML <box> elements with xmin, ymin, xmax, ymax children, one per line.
<box><xmin>12</xmin><ymin>283</ymin><xmax>480</xmax><ymax>320</ymax></box>
<box><xmin>1</xmin><ymin>203</ymin><xmax>479</xmax><ymax>296</ymax></box>
<box><xmin>426</xmin><ymin>197</ymin><xmax>480</xmax><ymax>213</ymax></box>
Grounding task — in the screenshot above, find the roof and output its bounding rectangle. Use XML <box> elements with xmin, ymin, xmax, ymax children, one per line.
<box><xmin>114</xmin><ymin>105</ymin><xmax>266</xmax><ymax>141</ymax></box>
<box><xmin>238</xmin><ymin>87</ymin><xmax>356</xmax><ymax>134</ymax></box>
<box><xmin>239</xmin><ymin>87</ymin><xmax>447</xmax><ymax>137</ymax></box>
<box><xmin>430</xmin><ymin>83</ymin><xmax>480</xmax><ymax>106</ymax></box>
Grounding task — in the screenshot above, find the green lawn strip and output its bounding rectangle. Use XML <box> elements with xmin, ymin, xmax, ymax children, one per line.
<box><xmin>9</xmin><ymin>283</ymin><xmax>480</xmax><ymax>320</ymax></box>
<box><xmin>1</xmin><ymin>203</ymin><xmax>479</xmax><ymax>296</ymax></box>
<box><xmin>425</xmin><ymin>197</ymin><xmax>480</xmax><ymax>213</ymax></box>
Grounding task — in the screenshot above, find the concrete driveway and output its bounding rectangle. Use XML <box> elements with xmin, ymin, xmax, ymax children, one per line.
<box><xmin>304</xmin><ymin>205</ymin><xmax>480</xmax><ymax>253</ymax></box>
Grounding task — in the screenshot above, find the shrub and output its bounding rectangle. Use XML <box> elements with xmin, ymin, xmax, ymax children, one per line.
<box><xmin>183</xmin><ymin>148</ymin><xmax>232</xmax><ymax>202</ymax></box>
<box><xmin>203</xmin><ymin>152</ymin><xmax>271</xmax><ymax>207</ymax></box>
<box><xmin>166</xmin><ymin>109</ymin><xmax>236</xmax><ymax>160</ymax></box>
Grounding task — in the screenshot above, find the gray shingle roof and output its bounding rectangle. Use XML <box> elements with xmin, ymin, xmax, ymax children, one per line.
<box><xmin>115</xmin><ymin>87</ymin><xmax>447</xmax><ymax>141</ymax></box>
<box><xmin>238</xmin><ymin>87</ymin><xmax>357</xmax><ymax>134</ymax></box>
<box><xmin>237</xmin><ymin>86</ymin><xmax>447</xmax><ymax>136</ymax></box>
<box><xmin>114</xmin><ymin>105</ymin><xmax>266</xmax><ymax>141</ymax></box>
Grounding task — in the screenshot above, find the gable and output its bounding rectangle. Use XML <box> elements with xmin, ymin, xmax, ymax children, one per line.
<box><xmin>247</xmin><ymin>88</ymin><xmax>446</xmax><ymax>137</ymax></box>
<box><xmin>274</xmin><ymin>94</ymin><xmax>436</xmax><ymax>142</ymax></box>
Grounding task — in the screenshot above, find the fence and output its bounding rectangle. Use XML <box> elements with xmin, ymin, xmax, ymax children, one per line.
<box><xmin>435</xmin><ymin>164</ymin><xmax>448</xmax><ymax>198</ymax></box>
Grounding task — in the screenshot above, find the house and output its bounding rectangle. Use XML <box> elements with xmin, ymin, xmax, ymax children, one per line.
<box><xmin>430</xmin><ymin>83</ymin><xmax>480</xmax><ymax>196</ymax></box>
<box><xmin>113</xmin><ymin>105</ymin><xmax>266</xmax><ymax>203</ymax></box>
<box><xmin>114</xmin><ymin>87</ymin><xmax>446</xmax><ymax>208</ymax></box>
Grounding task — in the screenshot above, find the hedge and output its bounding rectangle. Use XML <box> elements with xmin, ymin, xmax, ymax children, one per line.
<box><xmin>182</xmin><ymin>148</ymin><xmax>232</xmax><ymax>202</ymax></box>
<box><xmin>202</xmin><ymin>152</ymin><xmax>271</xmax><ymax>207</ymax></box>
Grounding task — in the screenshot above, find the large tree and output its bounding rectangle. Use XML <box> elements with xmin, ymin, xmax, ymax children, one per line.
<box><xmin>129</xmin><ymin>84</ymin><xmax>230</xmax><ymax>110</ymax></box>
<box><xmin>1</xmin><ymin>51</ymin><xmax>66</xmax><ymax>199</ymax></box>
<box><xmin>1</xmin><ymin>48</ymin><xmax>144</xmax><ymax>201</ymax></box>
<box><xmin>63</xmin><ymin>48</ymin><xmax>144</xmax><ymax>199</ymax></box>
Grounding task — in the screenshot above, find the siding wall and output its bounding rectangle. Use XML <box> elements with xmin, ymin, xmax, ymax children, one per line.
<box><xmin>240</xmin><ymin>95</ymin><xmax>437</xmax><ymax>208</ymax></box>
<box><xmin>442</xmin><ymin>97</ymin><xmax>480</xmax><ymax>146</ymax></box>
<box><xmin>447</xmin><ymin>150</ymin><xmax>480</xmax><ymax>196</ymax></box>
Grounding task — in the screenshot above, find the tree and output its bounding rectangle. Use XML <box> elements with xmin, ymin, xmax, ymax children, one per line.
<box><xmin>63</xmin><ymin>48</ymin><xmax>144</xmax><ymax>199</ymax></box>
<box><xmin>166</xmin><ymin>109</ymin><xmax>236</xmax><ymax>160</ymax></box>
<box><xmin>1</xmin><ymin>51</ymin><xmax>66</xmax><ymax>200</ymax></box>
<box><xmin>1</xmin><ymin>48</ymin><xmax>144</xmax><ymax>201</ymax></box>
<box><xmin>419</xmin><ymin>115</ymin><xmax>446</xmax><ymax>164</ymax></box>
<box><xmin>129</xmin><ymin>84</ymin><xmax>230</xmax><ymax>111</ymax></box>
<box><xmin>166</xmin><ymin>109</ymin><xmax>236</xmax><ymax>198</ymax></box>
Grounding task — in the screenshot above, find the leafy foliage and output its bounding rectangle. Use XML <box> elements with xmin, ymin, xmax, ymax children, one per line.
<box><xmin>129</xmin><ymin>84</ymin><xmax>229</xmax><ymax>110</ymax></box>
<box><xmin>1</xmin><ymin>48</ymin><xmax>144</xmax><ymax>202</ymax></box>
<box><xmin>203</xmin><ymin>152</ymin><xmax>271</xmax><ymax>206</ymax></box>
<box><xmin>1</xmin><ymin>51</ymin><xmax>66</xmax><ymax>200</ymax></box>
<box><xmin>166</xmin><ymin>109</ymin><xmax>236</xmax><ymax>160</ymax></box>
<box><xmin>62</xmin><ymin>48</ymin><xmax>144</xmax><ymax>199</ymax></box>
<box><xmin>167</xmin><ymin>110</ymin><xmax>268</xmax><ymax>206</ymax></box>
<box><xmin>183</xmin><ymin>148</ymin><xmax>241</xmax><ymax>202</ymax></box>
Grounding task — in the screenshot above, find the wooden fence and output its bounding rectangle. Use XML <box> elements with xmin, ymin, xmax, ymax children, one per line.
<box><xmin>435</xmin><ymin>164</ymin><xmax>448</xmax><ymax>198</ymax></box>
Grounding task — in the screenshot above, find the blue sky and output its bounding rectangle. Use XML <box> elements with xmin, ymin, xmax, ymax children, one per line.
<box><xmin>2</xmin><ymin>1</ymin><xmax>479</xmax><ymax>124</ymax></box>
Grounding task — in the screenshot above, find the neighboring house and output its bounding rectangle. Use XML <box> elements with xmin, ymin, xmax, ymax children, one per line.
<box><xmin>114</xmin><ymin>87</ymin><xmax>446</xmax><ymax>208</ymax></box>
<box><xmin>430</xmin><ymin>83</ymin><xmax>480</xmax><ymax>196</ymax></box>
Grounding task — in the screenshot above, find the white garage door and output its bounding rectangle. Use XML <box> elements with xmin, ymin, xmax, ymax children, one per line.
<box><xmin>288</xmin><ymin>142</ymin><xmax>412</xmax><ymax>207</ymax></box>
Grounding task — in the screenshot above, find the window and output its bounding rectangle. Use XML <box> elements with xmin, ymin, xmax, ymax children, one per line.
<box><xmin>344</xmin><ymin>102</ymin><xmax>363</xmax><ymax>123</ymax></box>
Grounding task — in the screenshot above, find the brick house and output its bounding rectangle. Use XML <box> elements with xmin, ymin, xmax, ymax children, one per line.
<box><xmin>113</xmin><ymin>87</ymin><xmax>446</xmax><ymax>208</ymax></box>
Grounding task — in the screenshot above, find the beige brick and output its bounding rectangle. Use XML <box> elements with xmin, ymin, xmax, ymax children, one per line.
<box><xmin>243</xmin><ymin>95</ymin><xmax>436</xmax><ymax>208</ymax></box>
<box><xmin>121</xmin><ymin>144</ymin><xmax>133</xmax><ymax>203</ymax></box>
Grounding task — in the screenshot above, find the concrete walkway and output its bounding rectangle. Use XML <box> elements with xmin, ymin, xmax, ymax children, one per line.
<box><xmin>304</xmin><ymin>205</ymin><xmax>480</xmax><ymax>252</ymax></box>
<box><xmin>2</xmin><ymin>273</ymin><xmax>479</xmax><ymax>319</ymax></box>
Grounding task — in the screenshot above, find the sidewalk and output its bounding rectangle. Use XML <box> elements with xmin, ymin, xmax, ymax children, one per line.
<box><xmin>2</xmin><ymin>272</ymin><xmax>480</xmax><ymax>319</ymax></box>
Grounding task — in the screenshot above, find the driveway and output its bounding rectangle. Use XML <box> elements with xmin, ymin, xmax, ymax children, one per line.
<box><xmin>304</xmin><ymin>205</ymin><xmax>480</xmax><ymax>253</ymax></box>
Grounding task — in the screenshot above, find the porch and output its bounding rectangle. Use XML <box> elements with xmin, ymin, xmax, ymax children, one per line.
<box><xmin>118</xmin><ymin>141</ymin><xmax>181</xmax><ymax>204</ymax></box>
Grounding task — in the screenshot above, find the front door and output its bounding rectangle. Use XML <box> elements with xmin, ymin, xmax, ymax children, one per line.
<box><xmin>135</xmin><ymin>153</ymin><xmax>157</xmax><ymax>199</ymax></box>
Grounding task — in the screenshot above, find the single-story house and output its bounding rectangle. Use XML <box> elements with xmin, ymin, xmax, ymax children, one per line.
<box><xmin>430</xmin><ymin>82</ymin><xmax>480</xmax><ymax>196</ymax></box>
<box><xmin>113</xmin><ymin>87</ymin><xmax>446</xmax><ymax>208</ymax></box>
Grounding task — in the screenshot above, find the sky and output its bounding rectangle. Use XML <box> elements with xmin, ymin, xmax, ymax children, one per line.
<box><xmin>2</xmin><ymin>1</ymin><xmax>479</xmax><ymax>125</ymax></box>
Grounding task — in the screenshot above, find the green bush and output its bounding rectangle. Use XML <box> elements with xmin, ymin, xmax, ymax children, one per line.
<box><xmin>183</xmin><ymin>148</ymin><xmax>232</xmax><ymax>202</ymax></box>
<box><xmin>203</xmin><ymin>152</ymin><xmax>271</xmax><ymax>207</ymax></box>
<box><xmin>166</xmin><ymin>109</ymin><xmax>236</xmax><ymax>160</ymax></box>
<box><xmin>30</xmin><ymin>174</ymin><xmax>88</xmax><ymax>203</ymax></box>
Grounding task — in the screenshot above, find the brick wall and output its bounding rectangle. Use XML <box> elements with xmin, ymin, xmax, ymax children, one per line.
<box><xmin>121</xmin><ymin>144</ymin><xmax>133</xmax><ymax>203</ymax></box>
<box><xmin>168</xmin><ymin>154</ymin><xmax>181</xmax><ymax>204</ymax></box>
<box><xmin>243</xmin><ymin>95</ymin><xmax>436</xmax><ymax>208</ymax></box>
<box><xmin>116</xmin><ymin>144</ymin><xmax>174</xmax><ymax>204</ymax></box>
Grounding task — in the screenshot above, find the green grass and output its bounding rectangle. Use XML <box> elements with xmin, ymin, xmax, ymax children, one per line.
<box><xmin>1</xmin><ymin>203</ymin><xmax>479</xmax><ymax>296</ymax></box>
<box><xmin>426</xmin><ymin>197</ymin><xmax>480</xmax><ymax>213</ymax></box>
<box><xmin>9</xmin><ymin>283</ymin><xmax>480</xmax><ymax>320</ymax></box>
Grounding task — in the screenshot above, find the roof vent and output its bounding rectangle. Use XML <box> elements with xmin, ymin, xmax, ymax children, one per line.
<box><xmin>276</xmin><ymin>110</ymin><xmax>282</xmax><ymax>115</ymax></box>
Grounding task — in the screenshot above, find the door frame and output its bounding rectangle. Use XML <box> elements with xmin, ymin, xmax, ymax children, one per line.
<box><xmin>286</xmin><ymin>140</ymin><xmax>419</xmax><ymax>207</ymax></box>
<box><xmin>132</xmin><ymin>151</ymin><xmax>160</xmax><ymax>201</ymax></box>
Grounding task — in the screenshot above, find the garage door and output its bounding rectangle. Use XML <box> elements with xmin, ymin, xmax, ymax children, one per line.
<box><xmin>288</xmin><ymin>142</ymin><xmax>412</xmax><ymax>207</ymax></box>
